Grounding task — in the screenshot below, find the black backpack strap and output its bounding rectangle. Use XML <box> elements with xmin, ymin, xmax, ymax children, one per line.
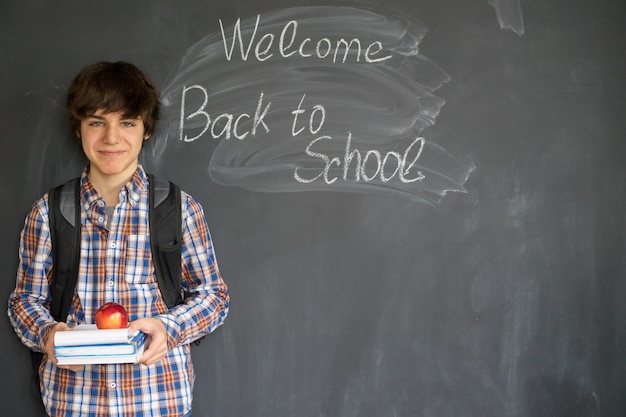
<box><xmin>48</xmin><ymin>178</ymin><xmax>81</xmax><ymax>322</ymax></box>
<box><xmin>148</xmin><ymin>174</ymin><xmax>183</xmax><ymax>309</ymax></box>
<box><xmin>32</xmin><ymin>178</ymin><xmax>81</xmax><ymax>408</ymax></box>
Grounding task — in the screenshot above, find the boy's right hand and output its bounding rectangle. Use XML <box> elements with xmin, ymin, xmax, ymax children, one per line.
<box><xmin>45</xmin><ymin>322</ymin><xmax>84</xmax><ymax>372</ymax></box>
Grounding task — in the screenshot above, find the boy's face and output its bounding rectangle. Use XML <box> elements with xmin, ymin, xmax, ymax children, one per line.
<box><xmin>79</xmin><ymin>109</ymin><xmax>149</xmax><ymax>184</ymax></box>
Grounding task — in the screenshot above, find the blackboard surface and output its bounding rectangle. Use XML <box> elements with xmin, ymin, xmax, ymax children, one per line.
<box><xmin>1</xmin><ymin>1</ymin><xmax>624</xmax><ymax>416</ymax></box>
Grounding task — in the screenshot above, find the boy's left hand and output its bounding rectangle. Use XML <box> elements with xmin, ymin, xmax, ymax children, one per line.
<box><xmin>129</xmin><ymin>318</ymin><xmax>168</xmax><ymax>366</ymax></box>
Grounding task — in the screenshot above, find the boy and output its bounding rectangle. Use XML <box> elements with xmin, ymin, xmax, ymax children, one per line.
<box><xmin>8</xmin><ymin>61</ymin><xmax>229</xmax><ymax>416</ymax></box>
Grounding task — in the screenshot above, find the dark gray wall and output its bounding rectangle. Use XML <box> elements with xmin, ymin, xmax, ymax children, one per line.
<box><xmin>1</xmin><ymin>1</ymin><xmax>624</xmax><ymax>416</ymax></box>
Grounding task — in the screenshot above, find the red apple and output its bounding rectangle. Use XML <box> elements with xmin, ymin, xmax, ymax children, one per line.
<box><xmin>95</xmin><ymin>302</ymin><xmax>128</xmax><ymax>329</ymax></box>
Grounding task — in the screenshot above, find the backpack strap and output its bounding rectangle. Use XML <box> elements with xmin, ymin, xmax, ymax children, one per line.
<box><xmin>148</xmin><ymin>174</ymin><xmax>183</xmax><ymax>308</ymax></box>
<box><xmin>48</xmin><ymin>178</ymin><xmax>81</xmax><ymax>322</ymax></box>
<box><xmin>31</xmin><ymin>178</ymin><xmax>81</xmax><ymax>406</ymax></box>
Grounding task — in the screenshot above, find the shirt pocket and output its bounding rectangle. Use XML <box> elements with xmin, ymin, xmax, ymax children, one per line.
<box><xmin>123</xmin><ymin>234</ymin><xmax>155</xmax><ymax>284</ymax></box>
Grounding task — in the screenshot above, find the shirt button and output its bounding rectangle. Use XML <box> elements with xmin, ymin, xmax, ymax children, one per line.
<box><xmin>110</xmin><ymin>242</ymin><xmax>117</xmax><ymax>249</ymax></box>
<box><xmin>108</xmin><ymin>280</ymin><xmax>115</xmax><ymax>287</ymax></box>
<box><xmin>109</xmin><ymin>382</ymin><xmax>117</xmax><ymax>389</ymax></box>
<box><xmin>97</xmin><ymin>201</ymin><xmax>105</xmax><ymax>207</ymax></box>
<box><xmin>98</xmin><ymin>217</ymin><xmax>104</xmax><ymax>223</ymax></box>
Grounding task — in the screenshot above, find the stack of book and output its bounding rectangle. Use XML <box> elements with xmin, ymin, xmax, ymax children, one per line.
<box><xmin>54</xmin><ymin>324</ymin><xmax>146</xmax><ymax>365</ymax></box>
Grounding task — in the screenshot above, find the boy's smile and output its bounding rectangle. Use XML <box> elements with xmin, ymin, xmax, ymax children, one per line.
<box><xmin>79</xmin><ymin>109</ymin><xmax>149</xmax><ymax>188</ymax></box>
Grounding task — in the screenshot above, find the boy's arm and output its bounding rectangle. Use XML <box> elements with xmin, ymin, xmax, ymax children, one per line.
<box><xmin>7</xmin><ymin>196</ymin><xmax>58</xmax><ymax>353</ymax></box>
<box><xmin>156</xmin><ymin>193</ymin><xmax>229</xmax><ymax>348</ymax></box>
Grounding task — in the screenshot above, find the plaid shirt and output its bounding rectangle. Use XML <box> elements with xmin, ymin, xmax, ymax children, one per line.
<box><xmin>8</xmin><ymin>165</ymin><xmax>229</xmax><ymax>416</ymax></box>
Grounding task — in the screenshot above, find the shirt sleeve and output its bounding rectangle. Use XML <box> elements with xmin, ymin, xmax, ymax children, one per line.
<box><xmin>7</xmin><ymin>196</ymin><xmax>58</xmax><ymax>352</ymax></box>
<box><xmin>156</xmin><ymin>192</ymin><xmax>229</xmax><ymax>347</ymax></box>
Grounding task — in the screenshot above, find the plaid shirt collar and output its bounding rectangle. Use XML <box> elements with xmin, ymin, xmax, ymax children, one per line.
<box><xmin>79</xmin><ymin>164</ymin><xmax>148</xmax><ymax>211</ymax></box>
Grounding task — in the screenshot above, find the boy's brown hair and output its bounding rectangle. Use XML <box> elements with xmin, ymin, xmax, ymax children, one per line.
<box><xmin>66</xmin><ymin>61</ymin><xmax>161</xmax><ymax>137</ymax></box>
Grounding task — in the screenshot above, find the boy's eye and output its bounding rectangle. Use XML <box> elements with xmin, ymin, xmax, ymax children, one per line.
<box><xmin>121</xmin><ymin>121</ymin><xmax>136</xmax><ymax>127</ymax></box>
<box><xmin>89</xmin><ymin>121</ymin><xmax>104</xmax><ymax>127</ymax></box>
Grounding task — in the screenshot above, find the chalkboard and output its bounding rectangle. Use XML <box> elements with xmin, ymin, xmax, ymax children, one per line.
<box><xmin>1</xmin><ymin>1</ymin><xmax>625</xmax><ymax>416</ymax></box>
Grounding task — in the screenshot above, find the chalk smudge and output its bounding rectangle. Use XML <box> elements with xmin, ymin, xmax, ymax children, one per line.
<box><xmin>488</xmin><ymin>0</ymin><xmax>525</xmax><ymax>35</ymax></box>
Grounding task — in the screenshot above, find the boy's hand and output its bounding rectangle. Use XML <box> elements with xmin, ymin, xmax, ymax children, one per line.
<box><xmin>129</xmin><ymin>318</ymin><xmax>168</xmax><ymax>366</ymax></box>
<box><xmin>45</xmin><ymin>322</ymin><xmax>84</xmax><ymax>372</ymax></box>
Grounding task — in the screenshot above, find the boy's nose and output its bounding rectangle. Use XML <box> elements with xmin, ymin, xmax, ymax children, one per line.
<box><xmin>102</xmin><ymin>126</ymin><xmax>120</xmax><ymax>143</ymax></box>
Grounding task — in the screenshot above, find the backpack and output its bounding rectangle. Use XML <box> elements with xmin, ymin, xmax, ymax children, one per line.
<box><xmin>30</xmin><ymin>174</ymin><xmax>183</xmax><ymax>406</ymax></box>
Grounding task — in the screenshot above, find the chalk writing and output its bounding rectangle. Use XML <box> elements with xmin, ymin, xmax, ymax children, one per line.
<box><xmin>220</xmin><ymin>14</ymin><xmax>392</xmax><ymax>64</ymax></box>
<box><xmin>294</xmin><ymin>134</ymin><xmax>425</xmax><ymax>185</ymax></box>
<box><xmin>158</xmin><ymin>6</ymin><xmax>475</xmax><ymax>204</ymax></box>
<box><xmin>179</xmin><ymin>86</ymin><xmax>271</xmax><ymax>141</ymax></box>
<box><xmin>291</xmin><ymin>94</ymin><xmax>326</xmax><ymax>136</ymax></box>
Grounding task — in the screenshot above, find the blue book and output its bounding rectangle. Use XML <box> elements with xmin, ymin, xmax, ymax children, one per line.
<box><xmin>55</xmin><ymin>332</ymin><xmax>145</xmax><ymax>356</ymax></box>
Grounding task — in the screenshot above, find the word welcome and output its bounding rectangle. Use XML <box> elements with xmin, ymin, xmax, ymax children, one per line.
<box><xmin>219</xmin><ymin>14</ymin><xmax>392</xmax><ymax>64</ymax></box>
